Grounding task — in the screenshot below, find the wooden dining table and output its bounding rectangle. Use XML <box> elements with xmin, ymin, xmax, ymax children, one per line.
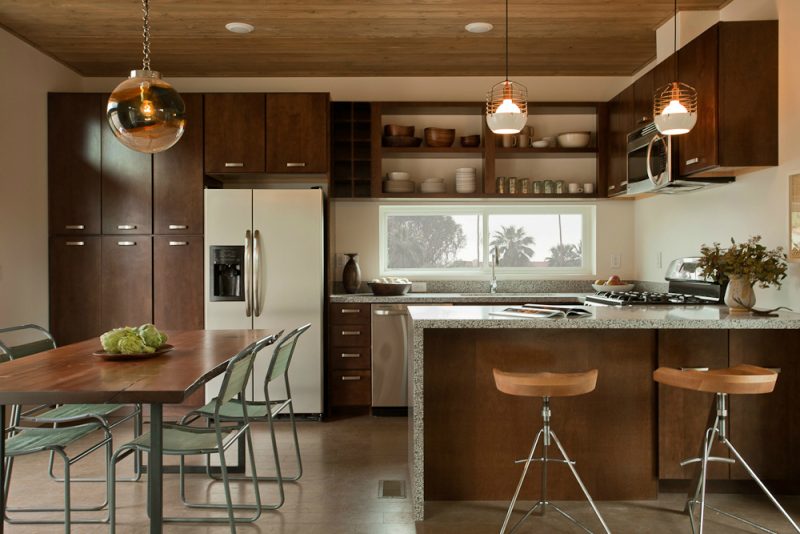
<box><xmin>0</xmin><ymin>329</ymin><xmax>274</xmax><ymax>534</ymax></box>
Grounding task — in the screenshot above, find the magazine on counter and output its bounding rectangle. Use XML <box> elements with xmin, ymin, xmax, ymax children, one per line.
<box><xmin>489</xmin><ymin>303</ymin><xmax>593</xmax><ymax>319</ymax></box>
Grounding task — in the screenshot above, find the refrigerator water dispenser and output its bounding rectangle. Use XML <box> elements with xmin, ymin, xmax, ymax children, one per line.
<box><xmin>210</xmin><ymin>245</ymin><xmax>245</xmax><ymax>301</ymax></box>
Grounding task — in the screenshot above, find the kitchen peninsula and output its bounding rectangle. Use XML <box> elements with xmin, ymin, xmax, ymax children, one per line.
<box><xmin>408</xmin><ymin>305</ymin><xmax>800</xmax><ymax>520</ymax></box>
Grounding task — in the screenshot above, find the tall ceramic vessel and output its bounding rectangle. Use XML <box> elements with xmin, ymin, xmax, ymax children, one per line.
<box><xmin>724</xmin><ymin>275</ymin><xmax>756</xmax><ymax>312</ymax></box>
<box><xmin>342</xmin><ymin>253</ymin><xmax>361</xmax><ymax>294</ymax></box>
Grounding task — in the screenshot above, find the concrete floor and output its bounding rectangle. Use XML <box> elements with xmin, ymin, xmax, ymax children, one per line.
<box><xmin>4</xmin><ymin>415</ymin><xmax>800</xmax><ymax>533</ymax></box>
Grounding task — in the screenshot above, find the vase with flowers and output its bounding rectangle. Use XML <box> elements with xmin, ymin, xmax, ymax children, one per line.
<box><xmin>698</xmin><ymin>236</ymin><xmax>787</xmax><ymax>312</ymax></box>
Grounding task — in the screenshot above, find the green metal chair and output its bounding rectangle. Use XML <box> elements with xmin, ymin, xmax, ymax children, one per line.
<box><xmin>108</xmin><ymin>333</ymin><xmax>279</xmax><ymax>533</ymax></box>
<box><xmin>0</xmin><ymin>324</ymin><xmax>143</xmax><ymax>488</ymax></box>
<box><xmin>180</xmin><ymin>323</ymin><xmax>310</xmax><ymax>511</ymax></box>
<box><xmin>3</xmin><ymin>414</ymin><xmax>113</xmax><ymax>531</ymax></box>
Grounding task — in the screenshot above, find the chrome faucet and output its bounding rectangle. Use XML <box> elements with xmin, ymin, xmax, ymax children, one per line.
<box><xmin>490</xmin><ymin>246</ymin><xmax>498</xmax><ymax>294</ymax></box>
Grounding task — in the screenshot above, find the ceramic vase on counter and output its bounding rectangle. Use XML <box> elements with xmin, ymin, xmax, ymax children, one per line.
<box><xmin>342</xmin><ymin>253</ymin><xmax>362</xmax><ymax>294</ymax></box>
<box><xmin>724</xmin><ymin>275</ymin><xmax>756</xmax><ymax>312</ymax></box>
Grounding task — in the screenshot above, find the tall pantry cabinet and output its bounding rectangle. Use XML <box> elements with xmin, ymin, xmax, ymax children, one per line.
<box><xmin>48</xmin><ymin>93</ymin><xmax>204</xmax><ymax>345</ymax></box>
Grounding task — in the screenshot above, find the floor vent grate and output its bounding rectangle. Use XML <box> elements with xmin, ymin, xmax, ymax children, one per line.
<box><xmin>378</xmin><ymin>479</ymin><xmax>407</xmax><ymax>499</ymax></box>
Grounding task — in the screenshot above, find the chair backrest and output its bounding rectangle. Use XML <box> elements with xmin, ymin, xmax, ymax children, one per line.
<box><xmin>266</xmin><ymin>323</ymin><xmax>312</xmax><ymax>384</ymax></box>
<box><xmin>0</xmin><ymin>324</ymin><xmax>56</xmax><ymax>363</ymax></box>
<box><xmin>216</xmin><ymin>333</ymin><xmax>280</xmax><ymax>406</ymax></box>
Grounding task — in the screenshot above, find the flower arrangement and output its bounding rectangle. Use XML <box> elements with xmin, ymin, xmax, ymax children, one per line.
<box><xmin>698</xmin><ymin>236</ymin><xmax>787</xmax><ymax>289</ymax></box>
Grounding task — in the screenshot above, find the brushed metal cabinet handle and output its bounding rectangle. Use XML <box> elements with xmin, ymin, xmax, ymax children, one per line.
<box><xmin>686</xmin><ymin>157</ymin><xmax>700</xmax><ymax>165</ymax></box>
<box><xmin>64</xmin><ymin>224</ymin><xmax>85</xmax><ymax>230</ymax></box>
<box><xmin>286</xmin><ymin>162</ymin><xmax>306</xmax><ymax>168</ymax></box>
<box><xmin>341</xmin><ymin>330</ymin><xmax>361</xmax><ymax>336</ymax></box>
<box><xmin>244</xmin><ymin>230</ymin><xmax>252</xmax><ymax>318</ymax></box>
<box><xmin>65</xmin><ymin>241</ymin><xmax>85</xmax><ymax>246</ymax></box>
<box><xmin>225</xmin><ymin>162</ymin><xmax>244</xmax><ymax>168</ymax></box>
<box><xmin>168</xmin><ymin>224</ymin><xmax>188</xmax><ymax>230</ymax></box>
<box><xmin>680</xmin><ymin>367</ymin><xmax>710</xmax><ymax>372</ymax></box>
<box><xmin>341</xmin><ymin>353</ymin><xmax>361</xmax><ymax>358</ymax></box>
<box><xmin>608</xmin><ymin>184</ymin><xmax>616</xmax><ymax>190</ymax></box>
<box><xmin>117</xmin><ymin>224</ymin><xmax>137</xmax><ymax>230</ymax></box>
<box><xmin>341</xmin><ymin>376</ymin><xmax>361</xmax><ymax>381</ymax></box>
<box><xmin>341</xmin><ymin>309</ymin><xmax>361</xmax><ymax>314</ymax></box>
<box><xmin>169</xmin><ymin>241</ymin><xmax>189</xmax><ymax>246</ymax></box>
<box><xmin>117</xmin><ymin>241</ymin><xmax>136</xmax><ymax>246</ymax></box>
<box><xmin>620</xmin><ymin>180</ymin><xmax>628</xmax><ymax>186</ymax></box>
<box><xmin>639</xmin><ymin>115</ymin><xmax>650</xmax><ymax>124</ymax></box>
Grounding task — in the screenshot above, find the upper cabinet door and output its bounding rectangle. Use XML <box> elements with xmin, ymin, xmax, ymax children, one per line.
<box><xmin>48</xmin><ymin>94</ymin><xmax>102</xmax><ymax>235</ymax></box>
<box><xmin>154</xmin><ymin>93</ymin><xmax>203</xmax><ymax>234</ymax></box>
<box><xmin>632</xmin><ymin>69</ymin><xmax>654</xmax><ymax>127</ymax></box>
<box><xmin>607</xmin><ymin>85</ymin><xmax>634</xmax><ymax>197</ymax></box>
<box><xmin>100</xmin><ymin>235</ymin><xmax>153</xmax><ymax>332</ymax></box>
<box><xmin>266</xmin><ymin>93</ymin><xmax>329</xmax><ymax>173</ymax></box>
<box><xmin>101</xmin><ymin>99</ymin><xmax>153</xmax><ymax>234</ymax></box>
<box><xmin>204</xmin><ymin>93</ymin><xmax>266</xmax><ymax>173</ymax></box>
<box><xmin>678</xmin><ymin>25</ymin><xmax>719</xmax><ymax>176</ymax></box>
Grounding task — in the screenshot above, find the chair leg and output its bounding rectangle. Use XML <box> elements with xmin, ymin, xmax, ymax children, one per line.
<box><xmin>59</xmin><ymin>449</ymin><xmax>70</xmax><ymax>534</ymax></box>
<box><xmin>217</xmin><ymin>442</ymin><xmax>237</xmax><ymax>534</ymax></box>
<box><xmin>499</xmin><ymin>428</ymin><xmax>542</xmax><ymax>534</ymax></box>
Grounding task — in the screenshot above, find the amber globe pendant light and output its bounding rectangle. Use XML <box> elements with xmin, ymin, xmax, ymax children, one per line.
<box><xmin>653</xmin><ymin>0</ymin><xmax>698</xmax><ymax>136</ymax></box>
<box><xmin>486</xmin><ymin>0</ymin><xmax>528</xmax><ymax>134</ymax></box>
<box><xmin>107</xmin><ymin>0</ymin><xmax>185</xmax><ymax>153</ymax></box>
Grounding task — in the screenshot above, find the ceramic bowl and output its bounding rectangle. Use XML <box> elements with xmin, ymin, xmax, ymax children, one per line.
<box><xmin>388</xmin><ymin>171</ymin><xmax>411</xmax><ymax>181</ymax></box>
<box><xmin>592</xmin><ymin>283</ymin><xmax>635</xmax><ymax>293</ymax></box>
<box><xmin>557</xmin><ymin>132</ymin><xmax>592</xmax><ymax>148</ymax></box>
<box><xmin>368</xmin><ymin>282</ymin><xmax>412</xmax><ymax>296</ymax></box>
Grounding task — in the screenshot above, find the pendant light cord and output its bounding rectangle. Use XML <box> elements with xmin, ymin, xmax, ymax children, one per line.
<box><xmin>673</xmin><ymin>0</ymin><xmax>679</xmax><ymax>79</ymax></box>
<box><xmin>504</xmin><ymin>0</ymin><xmax>509</xmax><ymax>81</ymax></box>
<box><xmin>142</xmin><ymin>0</ymin><xmax>151</xmax><ymax>71</ymax></box>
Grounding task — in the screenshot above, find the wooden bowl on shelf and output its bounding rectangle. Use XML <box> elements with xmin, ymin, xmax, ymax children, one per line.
<box><xmin>384</xmin><ymin>124</ymin><xmax>415</xmax><ymax>137</ymax></box>
<box><xmin>383</xmin><ymin>135</ymin><xmax>423</xmax><ymax>147</ymax></box>
<box><xmin>460</xmin><ymin>135</ymin><xmax>481</xmax><ymax>147</ymax></box>
<box><xmin>424</xmin><ymin>127</ymin><xmax>455</xmax><ymax>147</ymax></box>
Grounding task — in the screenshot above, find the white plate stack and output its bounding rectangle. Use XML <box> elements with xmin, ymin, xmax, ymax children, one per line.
<box><xmin>420</xmin><ymin>178</ymin><xmax>446</xmax><ymax>194</ymax></box>
<box><xmin>455</xmin><ymin>167</ymin><xmax>477</xmax><ymax>194</ymax></box>
<box><xmin>384</xmin><ymin>171</ymin><xmax>415</xmax><ymax>194</ymax></box>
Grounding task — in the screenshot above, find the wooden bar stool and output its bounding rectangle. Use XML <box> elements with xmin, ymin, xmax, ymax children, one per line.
<box><xmin>654</xmin><ymin>364</ymin><xmax>800</xmax><ymax>534</ymax></box>
<box><xmin>493</xmin><ymin>368</ymin><xmax>610</xmax><ymax>534</ymax></box>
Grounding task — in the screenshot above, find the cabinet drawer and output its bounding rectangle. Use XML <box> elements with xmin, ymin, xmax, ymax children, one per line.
<box><xmin>330</xmin><ymin>303</ymin><xmax>371</xmax><ymax>325</ymax></box>
<box><xmin>330</xmin><ymin>348</ymin><xmax>371</xmax><ymax>370</ymax></box>
<box><xmin>330</xmin><ymin>370</ymin><xmax>371</xmax><ymax>406</ymax></box>
<box><xmin>329</xmin><ymin>325</ymin><xmax>370</xmax><ymax>347</ymax></box>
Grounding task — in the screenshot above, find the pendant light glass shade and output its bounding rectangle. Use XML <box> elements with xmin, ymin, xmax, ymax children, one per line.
<box><xmin>107</xmin><ymin>70</ymin><xmax>185</xmax><ymax>153</ymax></box>
<box><xmin>653</xmin><ymin>81</ymin><xmax>698</xmax><ymax>136</ymax></box>
<box><xmin>486</xmin><ymin>80</ymin><xmax>528</xmax><ymax>134</ymax></box>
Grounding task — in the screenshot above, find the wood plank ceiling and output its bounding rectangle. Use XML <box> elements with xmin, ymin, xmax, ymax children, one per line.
<box><xmin>0</xmin><ymin>0</ymin><xmax>730</xmax><ymax>77</ymax></box>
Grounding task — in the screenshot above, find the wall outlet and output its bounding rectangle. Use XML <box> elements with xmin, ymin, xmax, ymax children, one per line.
<box><xmin>610</xmin><ymin>254</ymin><xmax>621</xmax><ymax>269</ymax></box>
<box><xmin>411</xmin><ymin>282</ymin><xmax>427</xmax><ymax>293</ymax></box>
<box><xmin>657</xmin><ymin>252</ymin><xmax>663</xmax><ymax>269</ymax></box>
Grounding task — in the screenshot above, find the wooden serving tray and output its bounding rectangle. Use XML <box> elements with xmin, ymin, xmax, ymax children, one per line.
<box><xmin>93</xmin><ymin>344</ymin><xmax>174</xmax><ymax>361</ymax></box>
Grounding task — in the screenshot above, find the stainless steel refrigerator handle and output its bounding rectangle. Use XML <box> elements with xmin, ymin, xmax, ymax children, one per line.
<box><xmin>253</xmin><ymin>229</ymin><xmax>262</xmax><ymax>317</ymax></box>
<box><xmin>244</xmin><ymin>229</ymin><xmax>252</xmax><ymax>318</ymax></box>
<box><xmin>374</xmin><ymin>310</ymin><xmax>407</xmax><ymax>316</ymax></box>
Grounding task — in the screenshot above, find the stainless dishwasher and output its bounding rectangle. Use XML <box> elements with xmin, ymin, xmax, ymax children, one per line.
<box><xmin>371</xmin><ymin>304</ymin><xmax>411</xmax><ymax>408</ymax></box>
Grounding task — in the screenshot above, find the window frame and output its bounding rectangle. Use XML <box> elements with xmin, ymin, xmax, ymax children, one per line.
<box><xmin>378</xmin><ymin>204</ymin><xmax>596</xmax><ymax>278</ymax></box>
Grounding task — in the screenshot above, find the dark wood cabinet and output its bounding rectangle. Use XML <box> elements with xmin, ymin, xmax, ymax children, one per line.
<box><xmin>266</xmin><ymin>93</ymin><xmax>329</xmax><ymax>173</ymax></box>
<box><xmin>153</xmin><ymin>236</ymin><xmax>204</xmax><ymax>330</ymax></box>
<box><xmin>607</xmin><ymin>85</ymin><xmax>634</xmax><ymax>197</ymax></box>
<box><xmin>632</xmin><ymin>69</ymin><xmax>654</xmax><ymax>127</ymax></box>
<box><xmin>204</xmin><ymin>93</ymin><xmax>266</xmax><ymax>173</ymax></box>
<box><xmin>154</xmin><ymin>93</ymin><xmax>203</xmax><ymax>235</ymax></box>
<box><xmin>101</xmin><ymin>110</ymin><xmax>152</xmax><ymax>235</ymax></box>
<box><xmin>677</xmin><ymin>21</ymin><xmax>777</xmax><ymax>177</ymax></box>
<box><xmin>651</xmin><ymin>54</ymin><xmax>675</xmax><ymax>95</ymax></box>
<box><xmin>49</xmin><ymin>236</ymin><xmax>102</xmax><ymax>346</ymax></box>
<box><xmin>48</xmin><ymin>93</ymin><xmax>102</xmax><ymax>235</ymax></box>
<box><xmin>328</xmin><ymin>303</ymin><xmax>371</xmax><ymax>409</ymax></box>
<box><xmin>100</xmin><ymin>236</ymin><xmax>153</xmax><ymax>333</ymax></box>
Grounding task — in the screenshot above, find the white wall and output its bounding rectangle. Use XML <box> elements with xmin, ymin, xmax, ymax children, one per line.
<box><xmin>634</xmin><ymin>0</ymin><xmax>798</xmax><ymax>309</ymax></box>
<box><xmin>0</xmin><ymin>29</ymin><xmax>82</xmax><ymax>328</ymax></box>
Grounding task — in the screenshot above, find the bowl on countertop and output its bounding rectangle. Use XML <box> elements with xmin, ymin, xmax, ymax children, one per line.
<box><xmin>557</xmin><ymin>132</ymin><xmax>592</xmax><ymax>148</ymax></box>
<box><xmin>424</xmin><ymin>127</ymin><xmax>455</xmax><ymax>147</ymax></box>
<box><xmin>591</xmin><ymin>283</ymin><xmax>635</xmax><ymax>293</ymax></box>
<box><xmin>384</xmin><ymin>124</ymin><xmax>415</xmax><ymax>137</ymax></box>
<box><xmin>368</xmin><ymin>282</ymin><xmax>412</xmax><ymax>296</ymax></box>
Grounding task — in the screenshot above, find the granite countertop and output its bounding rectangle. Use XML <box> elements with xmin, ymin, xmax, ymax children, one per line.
<box><xmin>329</xmin><ymin>292</ymin><xmax>589</xmax><ymax>304</ymax></box>
<box><xmin>408</xmin><ymin>304</ymin><xmax>800</xmax><ymax>329</ymax></box>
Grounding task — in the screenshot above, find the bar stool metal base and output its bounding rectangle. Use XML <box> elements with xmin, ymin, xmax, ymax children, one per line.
<box><xmin>684</xmin><ymin>393</ymin><xmax>800</xmax><ymax>534</ymax></box>
<box><xmin>499</xmin><ymin>397</ymin><xmax>611</xmax><ymax>534</ymax></box>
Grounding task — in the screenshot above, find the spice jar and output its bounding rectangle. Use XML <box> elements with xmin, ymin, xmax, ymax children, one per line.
<box><xmin>520</xmin><ymin>178</ymin><xmax>529</xmax><ymax>194</ymax></box>
<box><xmin>508</xmin><ymin>177</ymin><xmax>517</xmax><ymax>194</ymax></box>
<box><xmin>533</xmin><ymin>180</ymin><xmax>542</xmax><ymax>194</ymax></box>
<box><xmin>555</xmin><ymin>180</ymin><xmax>565</xmax><ymax>194</ymax></box>
<box><xmin>496</xmin><ymin>176</ymin><xmax>506</xmax><ymax>194</ymax></box>
<box><xmin>543</xmin><ymin>180</ymin><xmax>554</xmax><ymax>194</ymax></box>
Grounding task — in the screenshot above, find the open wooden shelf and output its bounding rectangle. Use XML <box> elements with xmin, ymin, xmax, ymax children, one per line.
<box><xmin>381</xmin><ymin>146</ymin><xmax>483</xmax><ymax>158</ymax></box>
<box><xmin>495</xmin><ymin>147</ymin><xmax>597</xmax><ymax>158</ymax></box>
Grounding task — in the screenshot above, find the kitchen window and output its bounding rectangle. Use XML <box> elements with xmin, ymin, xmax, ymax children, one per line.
<box><xmin>379</xmin><ymin>205</ymin><xmax>595</xmax><ymax>277</ymax></box>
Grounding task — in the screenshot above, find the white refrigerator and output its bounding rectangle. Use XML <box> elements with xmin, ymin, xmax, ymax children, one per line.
<box><xmin>204</xmin><ymin>188</ymin><xmax>324</xmax><ymax>415</ymax></box>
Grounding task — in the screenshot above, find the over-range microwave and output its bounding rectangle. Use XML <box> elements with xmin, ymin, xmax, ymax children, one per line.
<box><xmin>625</xmin><ymin>122</ymin><xmax>732</xmax><ymax>195</ymax></box>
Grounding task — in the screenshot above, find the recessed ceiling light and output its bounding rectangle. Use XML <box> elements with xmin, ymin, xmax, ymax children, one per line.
<box><xmin>465</xmin><ymin>22</ymin><xmax>494</xmax><ymax>34</ymax></box>
<box><xmin>225</xmin><ymin>22</ymin><xmax>255</xmax><ymax>34</ymax></box>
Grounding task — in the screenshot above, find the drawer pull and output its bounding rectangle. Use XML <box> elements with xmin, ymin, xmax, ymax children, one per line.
<box><xmin>65</xmin><ymin>241</ymin><xmax>85</xmax><ymax>246</ymax></box>
<box><xmin>620</xmin><ymin>180</ymin><xmax>628</xmax><ymax>186</ymax></box>
<box><xmin>608</xmin><ymin>184</ymin><xmax>616</xmax><ymax>191</ymax></box>
<box><xmin>341</xmin><ymin>353</ymin><xmax>361</xmax><ymax>358</ymax></box>
<box><xmin>168</xmin><ymin>224</ymin><xmax>188</xmax><ymax>230</ymax></box>
<box><xmin>117</xmin><ymin>241</ymin><xmax>136</xmax><ymax>246</ymax></box>
<box><xmin>169</xmin><ymin>241</ymin><xmax>189</xmax><ymax>246</ymax></box>
<box><xmin>680</xmin><ymin>367</ymin><xmax>710</xmax><ymax>372</ymax></box>
<box><xmin>225</xmin><ymin>162</ymin><xmax>244</xmax><ymax>168</ymax></box>
<box><xmin>64</xmin><ymin>224</ymin><xmax>85</xmax><ymax>230</ymax></box>
<box><xmin>286</xmin><ymin>162</ymin><xmax>306</xmax><ymax>168</ymax></box>
<box><xmin>686</xmin><ymin>157</ymin><xmax>700</xmax><ymax>165</ymax></box>
<box><xmin>117</xmin><ymin>224</ymin><xmax>137</xmax><ymax>230</ymax></box>
<box><xmin>341</xmin><ymin>330</ymin><xmax>361</xmax><ymax>336</ymax></box>
<box><xmin>341</xmin><ymin>308</ymin><xmax>361</xmax><ymax>314</ymax></box>
<box><xmin>341</xmin><ymin>376</ymin><xmax>361</xmax><ymax>381</ymax></box>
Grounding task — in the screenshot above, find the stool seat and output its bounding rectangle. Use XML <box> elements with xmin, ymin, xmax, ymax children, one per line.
<box><xmin>493</xmin><ymin>369</ymin><xmax>598</xmax><ymax>398</ymax></box>
<box><xmin>653</xmin><ymin>364</ymin><xmax>777</xmax><ymax>395</ymax></box>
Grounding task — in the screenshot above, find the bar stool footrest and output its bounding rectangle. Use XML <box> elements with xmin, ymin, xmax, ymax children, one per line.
<box><xmin>514</xmin><ymin>457</ymin><xmax>575</xmax><ymax>465</ymax></box>
<box><xmin>680</xmin><ymin>456</ymin><xmax>735</xmax><ymax>467</ymax></box>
